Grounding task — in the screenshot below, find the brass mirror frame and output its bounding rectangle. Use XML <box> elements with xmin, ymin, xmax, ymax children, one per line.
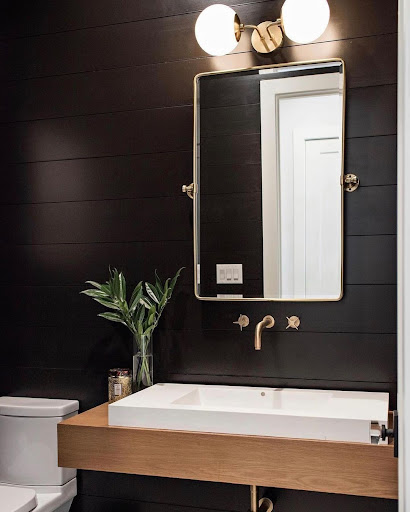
<box><xmin>192</xmin><ymin>58</ymin><xmax>346</xmax><ymax>302</ymax></box>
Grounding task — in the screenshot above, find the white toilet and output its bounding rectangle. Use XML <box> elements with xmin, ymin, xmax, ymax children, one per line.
<box><xmin>0</xmin><ymin>396</ymin><xmax>79</xmax><ymax>512</ymax></box>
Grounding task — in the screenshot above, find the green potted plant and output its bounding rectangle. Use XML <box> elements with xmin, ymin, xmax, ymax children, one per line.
<box><xmin>81</xmin><ymin>267</ymin><xmax>183</xmax><ymax>391</ymax></box>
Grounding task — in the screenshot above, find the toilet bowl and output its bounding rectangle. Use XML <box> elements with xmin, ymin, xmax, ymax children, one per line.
<box><xmin>0</xmin><ymin>397</ymin><xmax>79</xmax><ymax>512</ymax></box>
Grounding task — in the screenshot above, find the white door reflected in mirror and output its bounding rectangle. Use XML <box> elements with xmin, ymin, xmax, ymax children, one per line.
<box><xmin>260</xmin><ymin>68</ymin><xmax>343</xmax><ymax>299</ymax></box>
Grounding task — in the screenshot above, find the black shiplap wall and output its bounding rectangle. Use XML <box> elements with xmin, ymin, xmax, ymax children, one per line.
<box><xmin>0</xmin><ymin>1</ymin><xmax>397</xmax><ymax>511</ymax></box>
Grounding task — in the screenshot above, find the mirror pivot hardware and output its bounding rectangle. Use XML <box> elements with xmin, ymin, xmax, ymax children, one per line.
<box><xmin>182</xmin><ymin>183</ymin><xmax>195</xmax><ymax>199</ymax></box>
<box><xmin>381</xmin><ymin>410</ymin><xmax>398</xmax><ymax>458</ymax></box>
<box><xmin>343</xmin><ymin>173</ymin><xmax>360</xmax><ymax>192</ymax></box>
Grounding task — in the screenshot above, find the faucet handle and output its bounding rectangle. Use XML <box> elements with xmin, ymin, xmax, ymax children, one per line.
<box><xmin>286</xmin><ymin>315</ymin><xmax>300</xmax><ymax>330</ymax></box>
<box><xmin>233</xmin><ymin>314</ymin><xmax>250</xmax><ymax>331</ymax></box>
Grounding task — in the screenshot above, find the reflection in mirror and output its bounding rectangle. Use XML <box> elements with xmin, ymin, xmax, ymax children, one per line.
<box><xmin>194</xmin><ymin>60</ymin><xmax>345</xmax><ymax>301</ymax></box>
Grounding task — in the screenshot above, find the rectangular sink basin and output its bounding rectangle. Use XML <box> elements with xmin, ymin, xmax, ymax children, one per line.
<box><xmin>108</xmin><ymin>383</ymin><xmax>389</xmax><ymax>444</ymax></box>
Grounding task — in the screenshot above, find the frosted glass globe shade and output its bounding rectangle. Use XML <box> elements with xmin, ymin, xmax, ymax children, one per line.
<box><xmin>281</xmin><ymin>0</ymin><xmax>330</xmax><ymax>44</ymax></box>
<box><xmin>195</xmin><ymin>4</ymin><xmax>239</xmax><ymax>56</ymax></box>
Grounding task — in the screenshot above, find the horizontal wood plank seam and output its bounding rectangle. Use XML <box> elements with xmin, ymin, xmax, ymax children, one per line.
<box><xmin>0</xmin><ymin>83</ymin><xmax>398</xmax><ymax>126</ymax></box>
<box><xmin>0</xmin><ymin>0</ymin><xmax>276</xmax><ymax>42</ymax></box>
<box><xmin>0</xmin><ymin>32</ymin><xmax>398</xmax><ymax>84</ymax></box>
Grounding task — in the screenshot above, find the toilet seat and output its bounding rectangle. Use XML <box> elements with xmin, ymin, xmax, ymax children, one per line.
<box><xmin>0</xmin><ymin>478</ymin><xmax>76</xmax><ymax>512</ymax></box>
<box><xmin>0</xmin><ymin>485</ymin><xmax>37</xmax><ymax>512</ymax></box>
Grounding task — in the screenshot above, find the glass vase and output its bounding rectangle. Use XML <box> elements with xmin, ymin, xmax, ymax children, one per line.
<box><xmin>132</xmin><ymin>333</ymin><xmax>153</xmax><ymax>392</ymax></box>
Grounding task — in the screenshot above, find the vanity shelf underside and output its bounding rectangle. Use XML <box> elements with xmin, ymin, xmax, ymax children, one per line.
<box><xmin>57</xmin><ymin>403</ymin><xmax>397</xmax><ymax>500</ymax></box>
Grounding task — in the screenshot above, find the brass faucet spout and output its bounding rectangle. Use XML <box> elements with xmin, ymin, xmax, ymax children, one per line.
<box><xmin>254</xmin><ymin>315</ymin><xmax>275</xmax><ymax>350</ymax></box>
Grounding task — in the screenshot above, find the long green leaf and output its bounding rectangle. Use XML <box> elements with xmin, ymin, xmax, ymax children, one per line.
<box><xmin>140</xmin><ymin>296</ymin><xmax>153</xmax><ymax>309</ymax></box>
<box><xmin>111</xmin><ymin>268</ymin><xmax>120</xmax><ymax>298</ymax></box>
<box><xmin>143</xmin><ymin>325</ymin><xmax>155</xmax><ymax>336</ymax></box>
<box><xmin>129</xmin><ymin>289</ymin><xmax>143</xmax><ymax>314</ymax></box>
<box><xmin>130</xmin><ymin>281</ymin><xmax>143</xmax><ymax>305</ymax></box>
<box><xmin>168</xmin><ymin>267</ymin><xmax>184</xmax><ymax>296</ymax></box>
<box><xmin>137</xmin><ymin>306</ymin><xmax>146</xmax><ymax>325</ymax></box>
<box><xmin>119</xmin><ymin>272</ymin><xmax>126</xmax><ymax>302</ymax></box>
<box><xmin>98</xmin><ymin>312</ymin><xmax>127</xmax><ymax>326</ymax></box>
<box><xmin>93</xmin><ymin>298</ymin><xmax>120</xmax><ymax>310</ymax></box>
<box><xmin>159</xmin><ymin>292</ymin><xmax>168</xmax><ymax>308</ymax></box>
<box><xmin>100</xmin><ymin>283</ymin><xmax>111</xmax><ymax>296</ymax></box>
<box><xmin>85</xmin><ymin>280</ymin><xmax>102</xmax><ymax>290</ymax></box>
<box><xmin>154</xmin><ymin>270</ymin><xmax>163</xmax><ymax>294</ymax></box>
<box><xmin>145</xmin><ymin>283</ymin><xmax>159</xmax><ymax>304</ymax></box>
<box><xmin>163</xmin><ymin>278</ymin><xmax>169</xmax><ymax>295</ymax></box>
<box><xmin>80</xmin><ymin>289</ymin><xmax>107</xmax><ymax>298</ymax></box>
<box><xmin>147</xmin><ymin>305</ymin><xmax>156</xmax><ymax>327</ymax></box>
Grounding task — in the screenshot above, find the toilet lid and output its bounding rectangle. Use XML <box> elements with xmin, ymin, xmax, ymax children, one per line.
<box><xmin>0</xmin><ymin>485</ymin><xmax>37</xmax><ymax>512</ymax></box>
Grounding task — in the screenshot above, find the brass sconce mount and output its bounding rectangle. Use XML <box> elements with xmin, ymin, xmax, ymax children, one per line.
<box><xmin>249</xmin><ymin>20</ymin><xmax>283</xmax><ymax>54</ymax></box>
<box><xmin>236</xmin><ymin>18</ymin><xmax>283</xmax><ymax>54</ymax></box>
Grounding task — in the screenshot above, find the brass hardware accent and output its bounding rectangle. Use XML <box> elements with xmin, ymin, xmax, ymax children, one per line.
<box><xmin>234</xmin><ymin>14</ymin><xmax>242</xmax><ymax>42</ymax></box>
<box><xmin>249</xmin><ymin>485</ymin><xmax>274</xmax><ymax>512</ymax></box>
<box><xmin>250</xmin><ymin>20</ymin><xmax>283</xmax><ymax>53</ymax></box>
<box><xmin>343</xmin><ymin>173</ymin><xmax>359</xmax><ymax>192</ymax></box>
<box><xmin>193</xmin><ymin>59</ymin><xmax>346</xmax><ymax>302</ymax></box>
<box><xmin>235</xmin><ymin>14</ymin><xmax>283</xmax><ymax>54</ymax></box>
<box><xmin>233</xmin><ymin>314</ymin><xmax>250</xmax><ymax>331</ymax></box>
<box><xmin>254</xmin><ymin>315</ymin><xmax>275</xmax><ymax>350</ymax></box>
<box><xmin>259</xmin><ymin>497</ymin><xmax>274</xmax><ymax>512</ymax></box>
<box><xmin>250</xmin><ymin>485</ymin><xmax>258</xmax><ymax>512</ymax></box>
<box><xmin>182</xmin><ymin>183</ymin><xmax>195</xmax><ymax>199</ymax></box>
<box><xmin>286</xmin><ymin>315</ymin><xmax>300</xmax><ymax>330</ymax></box>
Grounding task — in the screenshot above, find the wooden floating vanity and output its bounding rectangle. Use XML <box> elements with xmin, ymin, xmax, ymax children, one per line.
<box><xmin>58</xmin><ymin>403</ymin><xmax>398</xmax><ymax>500</ymax></box>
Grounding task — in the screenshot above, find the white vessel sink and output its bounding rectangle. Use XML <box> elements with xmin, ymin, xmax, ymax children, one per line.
<box><xmin>108</xmin><ymin>383</ymin><xmax>389</xmax><ymax>444</ymax></box>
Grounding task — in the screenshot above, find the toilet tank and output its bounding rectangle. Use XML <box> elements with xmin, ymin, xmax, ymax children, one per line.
<box><xmin>0</xmin><ymin>397</ymin><xmax>79</xmax><ymax>486</ymax></box>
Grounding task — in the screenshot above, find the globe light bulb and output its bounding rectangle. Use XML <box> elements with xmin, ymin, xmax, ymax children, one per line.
<box><xmin>195</xmin><ymin>4</ymin><xmax>240</xmax><ymax>56</ymax></box>
<box><xmin>281</xmin><ymin>0</ymin><xmax>330</xmax><ymax>44</ymax></box>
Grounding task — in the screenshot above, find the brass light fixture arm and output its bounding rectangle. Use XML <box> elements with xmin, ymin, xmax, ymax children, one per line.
<box><xmin>241</xmin><ymin>24</ymin><xmax>271</xmax><ymax>52</ymax></box>
<box><xmin>266</xmin><ymin>18</ymin><xmax>282</xmax><ymax>44</ymax></box>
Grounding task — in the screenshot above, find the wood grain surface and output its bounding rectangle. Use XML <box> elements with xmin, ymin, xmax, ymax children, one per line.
<box><xmin>58</xmin><ymin>403</ymin><xmax>398</xmax><ymax>500</ymax></box>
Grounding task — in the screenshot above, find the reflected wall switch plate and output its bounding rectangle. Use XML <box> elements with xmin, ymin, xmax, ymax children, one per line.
<box><xmin>216</xmin><ymin>264</ymin><xmax>243</xmax><ymax>284</ymax></box>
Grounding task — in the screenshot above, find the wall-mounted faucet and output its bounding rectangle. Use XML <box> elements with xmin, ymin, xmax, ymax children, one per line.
<box><xmin>254</xmin><ymin>315</ymin><xmax>275</xmax><ymax>350</ymax></box>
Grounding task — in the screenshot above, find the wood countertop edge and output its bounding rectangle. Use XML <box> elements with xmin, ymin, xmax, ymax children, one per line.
<box><xmin>58</xmin><ymin>403</ymin><xmax>398</xmax><ymax>500</ymax></box>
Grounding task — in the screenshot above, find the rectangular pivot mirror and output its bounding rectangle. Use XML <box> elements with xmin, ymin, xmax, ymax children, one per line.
<box><xmin>194</xmin><ymin>59</ymin><xmax>345</xmax><ymax>301</ymax></box>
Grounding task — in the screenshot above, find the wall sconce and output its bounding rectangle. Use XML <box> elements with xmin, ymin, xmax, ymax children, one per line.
<box><xmin>195</xmin><ymin>0</ymin><xmax>330</xmax><ymax>56</ymax></box>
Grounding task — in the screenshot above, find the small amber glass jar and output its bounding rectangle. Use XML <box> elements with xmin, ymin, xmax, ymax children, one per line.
<box><xmin>108</xmin><ymin>368</ymin><xmax>132</xmax><ymax>403</ymax></box>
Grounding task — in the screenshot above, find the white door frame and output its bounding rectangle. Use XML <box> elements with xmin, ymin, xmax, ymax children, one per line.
<box><xmin>398</xmin><ymin>0</ymin><xmax>410</xmax><ymax>509</ymax></box>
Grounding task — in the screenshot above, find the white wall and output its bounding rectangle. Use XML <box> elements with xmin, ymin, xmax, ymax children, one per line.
<box><xmin>398</xmin><ymin>0</ymin><xmax>410</xmax><ymax>509</ymax></box>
